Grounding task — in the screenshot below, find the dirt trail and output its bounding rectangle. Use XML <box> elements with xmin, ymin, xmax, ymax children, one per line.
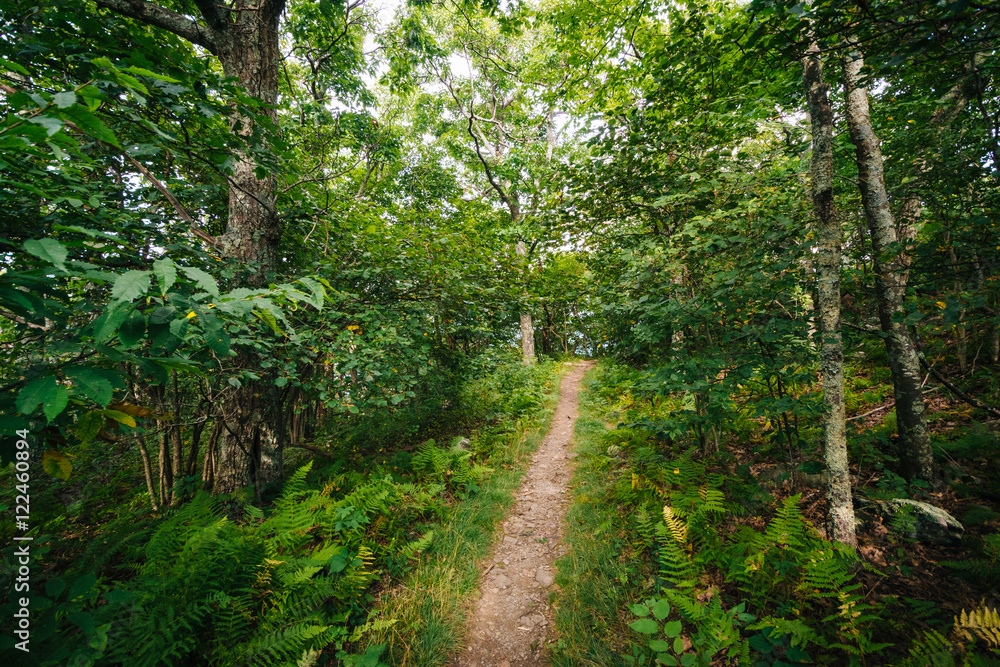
<box><xmin>454</xmin><ymin>361</ymin><xmax>595</xmax><ymax>667</ymax></box>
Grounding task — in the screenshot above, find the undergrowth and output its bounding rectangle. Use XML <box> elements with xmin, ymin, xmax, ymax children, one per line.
<box><xmin>554</xmin><ymin>360</ymin><xmax>1000</xmax><ymax>667</ymax></box>
<box><xmin>0</xmin><ymin>354</ymin><xmax>562</xmax><ymax>666</ymax></box>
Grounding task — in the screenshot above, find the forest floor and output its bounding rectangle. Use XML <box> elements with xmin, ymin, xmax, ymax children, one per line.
<box><xmin>452</xmin><ymin>360</ymin><xmax>595</xmax><ymax>667</ymax></box>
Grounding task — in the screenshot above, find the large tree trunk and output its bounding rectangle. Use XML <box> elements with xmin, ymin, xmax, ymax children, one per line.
<box><xmin>842</xmin><ymin>42</ymin><xmax>933</xmax><ymax>482</ymax></box>
<box><xmin>97</xmin><ymin>0</ymin><xmax>288</xmax><ymax>495</ymax></box>
<box><xmin>802</xmin><ymin>42</ymin><xmax>856</xmax><ymax>548</ymax></box>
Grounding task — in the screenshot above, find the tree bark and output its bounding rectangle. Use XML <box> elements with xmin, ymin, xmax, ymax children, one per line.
<box><xmin>802</xmin><ymin>41</ymin><xmax>856</xmax><ymax>548</ymax></box>
<box><xmin>517</xmin><ymin>239</ymin><xmax>536</xmax><ymax>365</ymax></box>
<box><xmin>96</xmin><ymin>0</ymin><xmax>289</xmax><ymax>495</ymax></box>
<box><xmin>842</xmin><ymin>41</ymin><xmax>933</xmax><ymax>483</ymax></box>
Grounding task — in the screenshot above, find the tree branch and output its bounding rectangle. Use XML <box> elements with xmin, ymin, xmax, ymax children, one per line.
<box><xmin>95</xmin><ymin>0</ymin><xmax>221</xmax><ymax>54</ymax></box>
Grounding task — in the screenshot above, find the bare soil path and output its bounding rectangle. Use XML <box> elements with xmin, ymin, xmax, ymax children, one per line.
<box><xmin>453</xmin><ymin>361</ymin><xmax>595</xmax><ymax>667</ymax></box>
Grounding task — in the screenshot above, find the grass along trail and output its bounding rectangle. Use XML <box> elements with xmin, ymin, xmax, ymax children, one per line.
<box><xmin>454</xmin><ymin>361</ymin><xmax>595</xmax><ymax>667</ymax></box>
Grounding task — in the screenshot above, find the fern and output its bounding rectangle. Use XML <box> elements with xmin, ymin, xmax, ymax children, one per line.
<box><xmin>944</xmin><ymin>534</ymin><xmax>1000</xmax><ymax>586</ymax></box>
<box><xmin>896</xmin><ymin>630</ymin><xmax>959</xmax><ymax>667</ymax></box>
<box><xmin>955</xmin><ymin>605</ymin><xmax>1000</xmax><ymax>650</ymax></box>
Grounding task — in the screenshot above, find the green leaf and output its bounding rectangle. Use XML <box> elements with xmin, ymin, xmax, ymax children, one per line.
<box><xmin>45</xmin><ymin>385</ymin><xmax>69</xmax><ymax>422</ymax></box>
<box><xmin>121</xmin><ymin>65</ymin><xmax>180</xmax><ymax>83</ymax></box>
<box><xmin>749</xmin><ymin>633</ymin><xmax>773</xmax><ymax>653</ymax></box>
<box><xmin>110</xmin><ymin>270</ymin><xmax>151</xmax><ymax>302</ymax></box>
<box><xmin>53</xmin><ymin>91</ymin><xmax>76</xmax><ymax>108</ymax></box>
<box><xmin>672</xmin><ymin>635</ymin><xmax>684</xmax><ymax>654</ymax></box>
<box><xmin>629</xmin><ymin>603</ymin><xmax>651</xmax><ymax>617</ymax></box>
<box><xmin>118</xmin><ymin>309</ymin><xmax>146</xmax><ymax>348</ymax></box>
<box><xmin>17</xmin><ymin>375</ymin><xmax>57</xmax><ymax>415</ymax></box>
<box><xmin>297</xmin><ymin>276</ymin><xmax>326</xmax><ymax>309</ymax></box>
<box><xmin>179</xmin><ymin>265</ymin><xmax>219</xmax><ymax>297</ymax></box>
<box><xmin>91</xmin><ymin>304</ymin><xmax>131</xmax><ymax>342</ymax></box>
<box><xmin>153</xmin><ymin>258</ymin><xmax>176</xmax><ymax>293</ymax></box>
<box><xmin>205</xmin><ymin>329</ymin><xmax>231</xmax><ymax>356</ymax></box>
<box><xmin>46</xmin><ymin>577</ymin><xmax>67</xmax><ymax>599</ymax></box>
<box><xmin>649</xmin><ymin>639</ymin><xmax>671</xmax><ymax>652</ymax></box>
<box><xmin>652</xmin><ymin>599</ymin><xmax>671</xmax><ymax>620</ymax></box>
<box><xmin>663</xmin><ymin>620</ymin><xmax>682</xmax><ymax>638</ymax></box>
<box><xmin>42</xmin><ymin>450</ymin><xmax>72</xmax><ymax>480</ymax></box>
<box><xmin>28</xmin><ymin>115</ymin><xmax>63</xmax><ymax>136</ymax></box>
<box><xmin>255</xmin><ymin>307</ymin><xmax>282</xmax><ymax>335</ymax></box>
<box><xmin>64</xmin><ymin>368</ymin><xmax>114</xmax><ymax>406</ymax></box>
<box><xmin>24</xmin><ymin>238</ymin><xmax>68</xmax><ymax>270</ymax></box>
<box><xmin>68</xmin><ymin>573</ymin><xmax>97</xmax><ymax>600</ymax></box>
<box><xmin>75</xmin><ymin>411</ymin><xmax>105</xmax><ymax>443</ymax></box>
<box><xmin>630</xmin><ymin>618</ymin><xmax>660</xmax><ymax>635</ymax></box>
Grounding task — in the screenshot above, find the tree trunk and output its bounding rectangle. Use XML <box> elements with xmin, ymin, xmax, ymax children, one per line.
<box><xmin>96</xmin><ymin>0</ymin><xmax>289</xmax><ymax>495</ymax></box>
<box><xmin>842</xmin><ymin>41</ymin><xmax>933</xmax><ymax>483</ymax></box>
<box><xmin>516</xmin><ymin>239</ymin><xmax>535</xmax><ymax>365</ymax></box>
<box><xmin>802</xmin><ymin>41</ymin><xmax>856</xmax><ymax>548</ymax></box>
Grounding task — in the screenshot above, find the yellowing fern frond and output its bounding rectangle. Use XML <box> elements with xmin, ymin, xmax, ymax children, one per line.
<box><xmin>954</xmin><ymin>604</ymin><xmax>1000</xmax><ymax>648</ymax></box>
<box><xmin>662</xmin><ymin>505</ymin><xmax>688</xmax><ymax>545</ymax></box>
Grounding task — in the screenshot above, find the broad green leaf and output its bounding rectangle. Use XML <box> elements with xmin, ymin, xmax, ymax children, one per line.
<box><xmin>75</xmin><ymin>411</ymin><xmax>105</xmax><ymax>443</ymax></box>
<box><xmin>652</xmin><ymin>599</ymin><xmax>671</xmax><ymax>620</ymax></box>
<box><xmin>53</xmin><ymin>91</ymin><xmax>76</xmax><ymax>108</ymax></box>
<box><xmin>153</xmin><ymin>258</ymin><xmax>177</xmax><ymax>293</ymax></box>
<box><xmin>205</xmin><ymin>329</ymin><xmax>231</xmax><ymax>356</ymax></box>
<box><xmin>121</xmin><ymin>65</ymin><xmax>180</xmax><ymax>83</ymax></box>
<box><xmin>663</xmin><ymin>620</ymin><xmax>682</xmax><ymax>638</ymax></box>
<box><xmin>28</xmin><ymin>115</ymin><xmax>63</xmax><ymax>136</ymax></box>
<box><xmin>91</xmin><ymin>304</ymin><xmax>132</xmax><ymax>341</ymax></box>
<box><xmin>118</xmin><ymin>309</ymin><xmax>146</xmax><ymax>348</ymax></box>
<box><xmin>255</xmin><ymin>307</ymin><xmax>282</xmax><ymax>335</ymax></box>
<box><xmin>673</xmin><ymin>635</ymin><xmax>684</xmax><ymax>654</ymax></box>
<box><xmin>110</xmin><ymin>270</ymin><xmax>151</xmax><ymax>302</ymax></box>
<box><xmin>297</xmin><ymin>276</ymin><xmax>326</xmax><ymax>309</ymax></box>
<box><xmin>17</xmin><ymin>375</ymin><xmax>57</xmax><ymax>414</ymax></box>
<box><xmin>629</xmin><ymin>603</ymin><xmax>651</xmax><ymax>617</ymax></box>
<box><xmin>68</xmin><ymin>573</ymin><xmax>97</xmax><ymax>600</ymax></box>
<box><xmin>64</xmin><ymin>368</ymin><xmax>114</xmax><ymax>406</ymax></box>
<box><xmin>629</xmin><ymin>618</ymin><xmax>659</xmax><ymax>635</ymax></box>
<box><xmin>179</xmin><ymin>265</ymin><xmax>219</xmax><ymax>297</ymax></box>
<box><xmin>42</xmin><ymin>450</ymin><xmax>72</xmax><ymax>480</ymax></box>
<box><xmin>649</xmin><ymin>639</ymin><xmax>671</xmax><ymax>652</ymax></box>
<box><xmin>24</xmin><ymin>238</ymin><xmax>68</xmax><ymax>270</ymax></box>
<box><xmin>44</xmin><ymin>385</ymin><xmax>68</xmax><ymax>422</ymax></box>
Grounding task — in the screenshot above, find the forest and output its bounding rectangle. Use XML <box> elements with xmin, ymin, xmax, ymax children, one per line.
<box><xmin>1</xmin><ymin>0</ymin><xmax>999</xmax><ymax>664</ymax></box>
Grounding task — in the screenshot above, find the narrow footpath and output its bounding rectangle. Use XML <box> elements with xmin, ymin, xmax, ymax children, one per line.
<box><xmin>455</xmin><ymin>361</ymin><xmax>595</xmax><ymax>667</ymax></box>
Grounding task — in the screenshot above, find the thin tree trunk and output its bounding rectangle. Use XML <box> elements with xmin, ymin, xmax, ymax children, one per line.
<box><xmin>137</xmin><ymin>436</ymin><xmax>159</xmax><ymax>512</ymax></box>
<box><xmin>843</xmin><ymin>41</ymin><xmax>933</xmax><ymax>482</ymax></box>
<box><xmin>802</xmin><ymin>40</ymin><xmax>856</xmax><ymax>548</ymax></box>
<box><xmin>517</xmin><ymin>239</ymin><xmax>535</xmax><ymax>365</ymax></box>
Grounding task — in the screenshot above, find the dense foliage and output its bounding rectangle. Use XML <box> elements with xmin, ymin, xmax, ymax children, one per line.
<box><xmin>2</xmin><ymin>0</ymin><xmax>999</xmax><ymax>664</ymax></box>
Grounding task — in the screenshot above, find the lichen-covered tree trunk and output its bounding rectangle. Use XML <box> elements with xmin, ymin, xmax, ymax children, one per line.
<box><xmin>96</xmin><ymin>0</ymin><xmax>288</xmax><ymax>495</ymax></box>
<box><xmin>802</xmin><ymin>41</ymin><xmax>856</xmax><ymax>548</ymax></box>
<box><xmin>843</xmin><ymin>42</ymin><xmax>933</xmax><ymax>482</ymax></box>
<box><xmin>516</xmin><ymin>239</ymin><xmax>536</xmax><ymax>365</ymax></box>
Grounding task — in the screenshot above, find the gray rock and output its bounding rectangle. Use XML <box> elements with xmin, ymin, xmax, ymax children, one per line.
<box><xmin>755</xmin><ymin>464</ymin><xmax>829</xmax><ymax>488</ymax></box>
<box><xmin>453</xmin><ymin>437</ymin><xmax>471</xmax><ymax>451</ymax></box>
<box><xmin>864</xmin><ymin>498</ymin><xmax>964</xmax><ymax>545</ymax></box>
<box><xmin>535</xmin><ymin>568</ymin><xmax>555</xmax><ymax>587</ymax></box>
<box><xmin>495</xmin><ymin>574</ymin><xmax>513</xmax><ymax>589</ymax></box>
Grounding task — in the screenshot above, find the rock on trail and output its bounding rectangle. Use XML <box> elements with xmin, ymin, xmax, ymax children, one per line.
<box><xmin>453</xmin><ymin>361</ymin><xmax>594</xmax><ymax>667</ymax></box>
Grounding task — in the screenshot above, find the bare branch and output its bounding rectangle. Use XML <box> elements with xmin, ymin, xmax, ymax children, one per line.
<box><xmin>95</xmin><ymin>0</ymin><xmax>221</xmax><ymax>54</ymax></box>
